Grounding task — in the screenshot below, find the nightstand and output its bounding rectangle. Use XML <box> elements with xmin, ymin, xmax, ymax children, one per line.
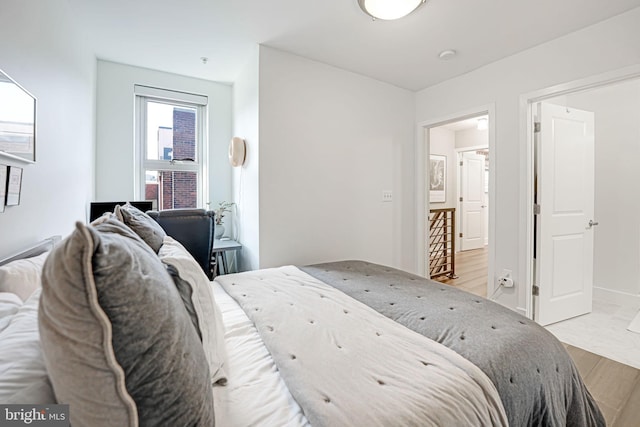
<box><xmin>212</xmin><ymin>239</ymin><xmax>242</xmax><ymax>277</ymax></box>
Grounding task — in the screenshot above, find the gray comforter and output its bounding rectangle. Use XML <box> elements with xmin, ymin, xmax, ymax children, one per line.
<box><xmin>216</xmin><ymin>266</ymin><xmax>508</xmax><ymax>427</ymax></box>
<box><xmin>301</xmin><ymin>260</ymin><xmax>605</xmax><ymax>427</ymax></box>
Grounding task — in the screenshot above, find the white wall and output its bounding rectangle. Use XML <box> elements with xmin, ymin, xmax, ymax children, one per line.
<box><xmin>257</xmin><ymin>46</ymin><xmax>416</xmax><ymax>270</ymax></box>
<box><xmin>415</xmin><ymin>7</ymin><xmax>640</xmax><ymax>313</ymax></box>
<box><xmin>428</xmin><ymin>127</ymin><xmax>456</xmax><ymax>210</ymax></box>
<box><xmin>549</xmin><ymin>80</ymin><xmax>640</xmax><ymax>300</ymax></box>
<box><xmin>231</xmin><ymin>48</ymin><xmax>260</xmax><ymax>272</ymax></box>
<box><xmin>456</xmin><ymin>128</ymin><xmax>488</xmax><ymax>150</ymax></box>
<box><xmin>0</xmin><ymin>0</ymin><xmax>95</xmax><ymax>258</ymax></box>
<box><xmin>95</xmin><ymin>61</ymin><xmax>232</xmax><ymax>209</ymax></box>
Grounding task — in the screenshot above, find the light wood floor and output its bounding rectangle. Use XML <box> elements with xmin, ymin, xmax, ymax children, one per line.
<box><xmin>432</xmin><ymin>247</ymin><xmax>640</xmax><ymax>426</ymax></box>
<box><xmin>432</xmin><ymin>246</ymin><xmax>488</xmax><ymax>297</ymax></box>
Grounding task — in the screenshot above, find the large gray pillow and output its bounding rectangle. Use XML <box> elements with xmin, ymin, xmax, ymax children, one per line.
<box><xmin>114</xmin><ymin>203</ymin><xmax>166</xmax><ymax>253</ymax></box>
<box><xmin>39</xmin><ymin>218</ymin><xmax>214</xmax><ymax>427</ymax></box>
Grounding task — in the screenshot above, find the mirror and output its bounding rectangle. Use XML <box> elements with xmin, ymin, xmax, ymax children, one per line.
<box><xmin>0</xmin><ymin>69</ymin><xmax>36</xmax><ymax>163</ymax></box>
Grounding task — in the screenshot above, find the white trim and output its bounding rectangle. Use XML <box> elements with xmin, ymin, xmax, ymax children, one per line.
<box><xmin>593</xmin><ymin>286</ymin><xmax>640</xmax><ymax>310</ymax></box>
<box><xmin>0</xmin><ymin>151</ymin><xmax>35</xmax><ymax>164</ymax></box>
<box><xmin>520</xmin><ymin>64</ymin><xmax>640</xmax><ymax>320</ymax></box>
<box><xmin>133</xmin><ymin>95</ymin><xmax>145</xmax><ymax>197</ymax></box>
<box><xmin>134</xmin><ymin>84</ymin><xmax>207</xmax><ymax>106</ymax></box>
<box><xmin>200</xmin><ymin>102</ymin><xmax>210</xmax><ymax>208</ymax></box>
<box><xmin>415</xmin><ymin>104</ymin><xmax>496</xmax><ymax>298</ymax></box>
<box><xmin>455</xmin><ymin>144</ymin><xmax>489</xmax><ymax>152</ymax></box>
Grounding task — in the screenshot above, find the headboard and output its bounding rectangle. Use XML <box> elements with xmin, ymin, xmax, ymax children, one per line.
<box><xmin>0</xmin><ymin>236</ymin><xmax>61</xmax><ymax>267</ymax></box>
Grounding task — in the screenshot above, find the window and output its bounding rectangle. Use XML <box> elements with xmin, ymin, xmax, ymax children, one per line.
<box><xmin>134</xmin><ymin>85</ymin><xmax>208</xmax><ymax>210</ymax></box>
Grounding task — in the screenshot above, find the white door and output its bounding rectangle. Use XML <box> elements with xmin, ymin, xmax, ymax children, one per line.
<box><xmin>535</xmin><ymin>102</ymin><xmax>595</xmax><ymax>326</ymax></box>
<box><xmin>484</xmin><ymin>168</ymin><xmax>489</xmax><ymax>246</ymax></box>
<box><xmin>460</xmin><ymin>152</ymin><xmax>486</xmax><ymax>251</ymax></box>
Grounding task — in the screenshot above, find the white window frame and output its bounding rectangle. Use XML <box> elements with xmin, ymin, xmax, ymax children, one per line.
<box><xmin>134</xmin><ymin>85</ymin><xmax>209</xmax><ymax>209</ymax></box>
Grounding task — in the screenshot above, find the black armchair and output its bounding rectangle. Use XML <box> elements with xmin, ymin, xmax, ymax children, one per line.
<box><xmin>147</xmin><ymin>209</ymin><xmax>215</xmax><ymax>279</ymax></box>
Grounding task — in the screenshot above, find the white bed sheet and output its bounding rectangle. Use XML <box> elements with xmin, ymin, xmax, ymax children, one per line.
<box><xmin>0</xmin><ymin>292</ymin><xmax>23</xmax><ymax>333</ymax></box>
<box><xmin>211</xmin><ymin>281</ymin><xmax>310</xmax><ymax>427</ymax></box>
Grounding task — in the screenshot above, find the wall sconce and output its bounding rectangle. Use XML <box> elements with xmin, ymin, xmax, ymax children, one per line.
<box><xmin>228</xmin><ymin>137</ymin><xmax>246</xmax><ymax>167</ymax></box>
<box><xmin>358</xmin><ymin>0</ymin><xmax>427</xmax><ymax>20</ymax></box>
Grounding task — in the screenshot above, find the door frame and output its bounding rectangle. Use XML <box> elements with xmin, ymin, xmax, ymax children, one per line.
<box><xmin>416</xmin><ymin>104</ymin><xmax>496</xmax><ymax>297</ymax></box>
<box><xmin>456</xmin><ymin>146</ymin><xmax>489</xmax><ymax>253</ymax></box>
<box><xmin>520</xmin><ymin>64</ymin><xmax>640</xmax><ymax>320</ymax></box>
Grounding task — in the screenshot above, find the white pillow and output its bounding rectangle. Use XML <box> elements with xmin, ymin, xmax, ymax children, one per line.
<box><xmin>159</xmin><ymin>236</ymin><xmax>228</xmax><ymax>385</ymax></box>
<box><xmin>0</xmin><ymin>288</ymin><xmax>56</xmax><ymax>403</ymax></box>
<box><xmin>0</xmin><ymin>292</ymin><xmax>23</xmax><ymax>333</ymax></box>
<box><xmin>0</xmin><ymin>251</ymin><xmax>49</xmax><ymax>301</ymax></box>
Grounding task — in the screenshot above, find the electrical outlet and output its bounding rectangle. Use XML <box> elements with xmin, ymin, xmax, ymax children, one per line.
<box><xmin>498</xmin><ymin>269</ymin><xmax>514</xmax><ymax>288</ymax></box>
<box><xmin>382</xmin><ymin>190</ymin><xmax>393</xmax><ymax>202</ymax></box>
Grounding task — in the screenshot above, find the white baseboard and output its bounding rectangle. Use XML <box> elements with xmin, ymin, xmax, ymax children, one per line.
<box><xmin>593</xmin><ymin>286</ymin><xmax>640</xmax><ymax>309</ymax></box>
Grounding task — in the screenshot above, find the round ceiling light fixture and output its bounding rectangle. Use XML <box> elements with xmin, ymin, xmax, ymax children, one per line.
<box><xmin>358</xmin><ymin>0</ymin><xmax>427</xmax><ymax>21</ymax></box>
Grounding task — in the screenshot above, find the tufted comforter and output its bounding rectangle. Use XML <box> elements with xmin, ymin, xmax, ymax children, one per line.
<box><xmin>301</xmin><ymin>261</ymin><xmax>605</xmax><ymax>427</ymax></box>
<box><xmin>216</xmin><ymin>266</ymin><xmax>508</xmax><ymax>427</ymax></box>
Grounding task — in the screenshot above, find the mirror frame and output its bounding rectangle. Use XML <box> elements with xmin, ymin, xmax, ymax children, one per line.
<box><xmin>0</xmin><ymin>69</ymin><xmax>36</xmax><ymax>163</ymax></box>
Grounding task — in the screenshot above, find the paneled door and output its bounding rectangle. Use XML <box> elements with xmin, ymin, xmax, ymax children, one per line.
<box><xmin>460</xmin><ymin>152</ymin><xmax>486</xmax><ymax>251</ymax></box>
<box><xmin>535</xmin><ymin>102</ymin><xmax>595</xmax><ymax>326</ymax></box>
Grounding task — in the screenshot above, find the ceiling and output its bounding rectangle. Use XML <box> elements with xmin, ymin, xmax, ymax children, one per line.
<box><xmin>69</xmin><ymin>0</ymin><xmax>640</xmax><ymax>91</ymax></box>
<box><xmin>441</xmin><ymin>115</ymin><xmax>488</xmax><ymax>132</ymax></box>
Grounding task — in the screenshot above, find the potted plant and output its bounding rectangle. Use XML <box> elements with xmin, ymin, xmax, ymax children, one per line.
<box><xmin>214</xmin><ymin>201</ymin><xmax>234</xmax><ymax>239</ymax></box>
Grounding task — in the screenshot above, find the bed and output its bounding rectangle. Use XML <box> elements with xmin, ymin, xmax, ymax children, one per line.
<box><xmin>0</xmin><ymin>207</ymin><xmax>605</xmax><ymax>426</ymax></box>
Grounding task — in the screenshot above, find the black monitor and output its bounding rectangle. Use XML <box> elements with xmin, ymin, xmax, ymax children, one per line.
<box><xmin>89</xmin><ymin>201</ymin><xmax>154</xmax><ymax>223</ymax></box>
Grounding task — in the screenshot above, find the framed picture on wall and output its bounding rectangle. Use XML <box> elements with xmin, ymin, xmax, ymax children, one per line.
<box><xmin>429</xmin><ymin>154</ymin><xmax>446</xmax><ymax>203</ymax></box>
<box><xmin>0</xmin><ymin>164</ymin><xmax>7</xmax><ymax>213</ymax></box>
<box><xmin>6</xmin><ymin>166</ymin><xmax>22</xmax><ymax>206</ymax></box>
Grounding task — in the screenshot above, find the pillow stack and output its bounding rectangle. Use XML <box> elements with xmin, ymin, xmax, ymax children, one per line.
<box><xmin>0</xmin><ymin>248</ymin><xmax>54</xmax><ymax>404</ymax></box>
<box><xmin>0</xmin><ymin>289</ymin><xmax>55</xmax><ymax>404</ymax></box>
<box><xmin>0</xmin><ymin>251</ymin><xmax>49</xmax><ymax>301</ymax></box>
<box><xmin>37</xmin><ymin>205</ymin><xmax>226</xmax><ymax>426</ymax></box>
<box><xmin>114</xmin><ymin>203</ymin><xmax>166</xmax><ymax>253</ymax></box>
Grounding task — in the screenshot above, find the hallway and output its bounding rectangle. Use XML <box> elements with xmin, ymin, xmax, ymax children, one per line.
<box><xmin>433</xmin><ymin>246</ymin><xmax>487</xmax><ymax>297</ymax></box>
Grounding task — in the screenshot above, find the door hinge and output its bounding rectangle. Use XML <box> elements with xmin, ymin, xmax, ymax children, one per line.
<box><xmin>459</xmin><ymin>196</ymin><xmax>463</xmax><ymax>202</ymax></box>
<box><xmin>532</xmin><ymin>285</ymin><xmax>540</xmax><ymax>296</ymax></box>
<box><xmin>534</xmin><ymin>122</ymin><xmax>541</xmax><ymax>133</ymax></box>
<box><xmin>459</xmin><ymin>232</ymin><xmax>463</xmax><ymax>238</ymax></box>
<box><xmin>534</xmin><ymin>204</ymin><xmax>541</xmax><ymax>215</ymax></box>
<box><xmin>460</xmin><ymin>160</ymin><xmax>463</xmax><ymax>166</ymax></box>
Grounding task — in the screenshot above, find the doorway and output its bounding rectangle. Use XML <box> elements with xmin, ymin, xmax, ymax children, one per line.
<box><xmin>524</xmin><ymin>71</ymin><xmax>640</xmax><ymax>368</ymax></box>
<box><xmin>425</xmin><ymin>115</ymin><xmax>491</xmax><ymax>297</ymax></box>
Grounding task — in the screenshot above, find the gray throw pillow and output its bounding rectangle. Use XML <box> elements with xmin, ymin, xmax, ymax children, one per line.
<box><xmin>114</xmin><ymin>203</ymin><xmax>166</xmax><ymax>253</ymax></box>
<box><xmin>159</xmin><ymin>236</ymin><xmax>228</xmax><ymax>386</ymax></box>
<box><xmin>39</xmin><ymin>218</ymin><xmax>214</xmax><ymax>427</ymax></box>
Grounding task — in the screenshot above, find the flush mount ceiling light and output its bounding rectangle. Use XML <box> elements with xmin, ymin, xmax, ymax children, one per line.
<box><xmin>477</xmin><ymin>117</ymin><xmax>488</xmax><ymax>130</ymax></box>
<box><xmin>358</xmin><ymin>0</ymin><xmax>427</xmax><ymax>20</ymax></box>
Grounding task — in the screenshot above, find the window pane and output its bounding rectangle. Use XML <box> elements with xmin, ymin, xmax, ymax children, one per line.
<box><xmin>145</xmin><ymin>170</ymin><xmax>198</xmax><ymax>210</ymax></box>
<box><xmin>146</xmin><ymin>101</ymin><xmax>197</xmax><ymax>162</ymax></box>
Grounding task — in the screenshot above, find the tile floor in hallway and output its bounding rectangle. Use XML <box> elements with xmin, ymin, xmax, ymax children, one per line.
<box><xmin>545</xmin><ymin>299</ymin><xmax>640</xmax><ymax>370</ymax></box>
